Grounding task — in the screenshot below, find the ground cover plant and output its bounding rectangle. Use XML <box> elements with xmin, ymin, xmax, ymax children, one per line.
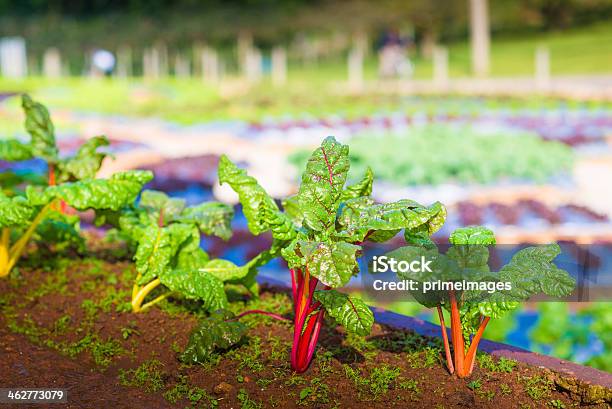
<box><xmin>290</xmin><ymin>125</ymin><xmax>574</xmax><ymax>186</ymax></box>
<box><xmin>0</xmin><ymin>95</ymin><xmax>152</xmax><ymax>277</ymax></box>
<box><xmin>218</xmin><ymin>136</ymin><xmax>446</xmax><ymax>372</ymax></box>
<box><xmin>95</xmin><ymin>189</ymin><xmax>273</xmax><ymax>313</ymax></box>
<box><xmin>384</xmin><ymin>226</ymin><xmax>576</xmax><ymax>378</ymax></box>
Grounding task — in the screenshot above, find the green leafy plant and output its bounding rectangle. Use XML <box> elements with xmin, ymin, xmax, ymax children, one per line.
<box><xmin>0</xmin><ymin>172</ymin><xmax>151</xmax><ymax>277</ymax></box>
<box><xmin>384</xmin><ymin>226</ymin><xmax>575</xmax><ymax>378</ymax></box>
<box><xmin>98</xmin><ymin>189</ymin><xmax>270</xmax><ymax>312</ymax></box>
<box><xmin>0</xmin><ymin>94</ymin><xmax>141</xmax><ymax>277</ymax></box>
<box><xmin>218</xmin><ymin>136</ymin><xmax>445</xmax><ymax>373</ymax></box>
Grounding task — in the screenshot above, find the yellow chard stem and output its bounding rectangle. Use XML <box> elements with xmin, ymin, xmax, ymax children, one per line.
<box><xmin>0</xmin><ymin>228</ymin><xmax>10</xmax><ymax>277</ymax></box>
<box><xmin>139</xmin><ymin>292</ymin><xmax>172</xmax><ymax>312</ymax></box>
<box><xmin>131</xmin><ymin>278</ymin><xmax>161</xmax><ymax>313</ymax></box>
<box><xmin>6</xmin><ymin>202</ymin><xmax>52</xmax><ymax>275</ymax></box>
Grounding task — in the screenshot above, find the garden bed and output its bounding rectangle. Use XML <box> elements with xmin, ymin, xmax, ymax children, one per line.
<box><xmin>1</xmin><ymin>249</ymin><xmax>609</xmax><ymax>409</ymax></box>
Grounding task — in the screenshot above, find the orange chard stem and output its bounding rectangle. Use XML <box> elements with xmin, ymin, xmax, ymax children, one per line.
<box><xmin>437</xmin><ymin>305</ymin><xmax>454</xmax><ymax>374</ymax></box>
<box><xmin>463</xmin><ymin>316</ymin><xmax>491</xmax><ymax>376</ymax></box>
<box><xmin>449</xmin><ymin>290</ymin><xmax>466</xmax><ymax>377</ymax></box>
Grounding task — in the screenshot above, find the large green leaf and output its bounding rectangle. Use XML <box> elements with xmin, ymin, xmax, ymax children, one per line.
<box><xmin>180</xmin><ymin>310</ymin><xmax>247</xmax><ymax>364</ymax></box>
<box><xmin>341</xmin><ymin>167</ymin><xmax>374</xmax><ymax>200</ymax></box>
<box><xmin>199</xmin><ymin>259</ymin><xmax>250</xmax><ymax>282</ymax></box>
<box><xmin>0</xmin><ymin>193</ymin><xmax>33</xmax><ymax>227</ymax></box>
<box><xmin>313</xmin><ymin>290</ymin><xmax>374</xmax><ymax>336</ymax></box>
<box><xmin>21</xmin><ymin>94</ymin><xmax>58</xmax><ymax>162</ymax></box>
<box><xmin>297</xmin><ymin>136</ymin><xmax>349</xmax><ymax>231</ymax></box>
<box><xmin>218</xmin><ymin>155</ymin><xmax>279</xmax><ymax>235</ymax></box>
<box><xmin>338</xmin><ymin>198</ymin><xmax>446</xmax><ymax>242</ymax></box>
<box><xmin>159</xmin><ymin>268</ymin><xmax>228</xmax><ymax>310</ymax></box>
<box><xmin>298</xmin><ymin>241</ymin><xmax>361</xmax><ymax>288</ymax></box>
<box><xmin>134</xmin><ymin>224</ymin><xmax>175</xmax><ymax>284</ymax></box>
<box><xmin>0</xmin><ymin>139</ymin><xmax>33</xmax><ymax>162</ymax></box>
<box><xmin>59</xmin><ymin>136</ymin><xmax>110</xmax><ymax>182</ymax></box>
<box><xmin>179</xmin><ymin>202</ymin><xmax>233</xmax><ymax>240</ymax></box>
<box><xmin>499</xmin><ymin>244</ymin><xmax>575</xmax><ymax>299</ymax></box>
<box><xmin>26</xmin><ymin>170</ymin><xmax>153</xmax><ymax>211</ymax></box>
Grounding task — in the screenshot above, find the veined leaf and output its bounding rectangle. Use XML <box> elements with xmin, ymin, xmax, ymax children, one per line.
<box><xmin>199</xmin><ymin>259</ymin><xmax>250</xmax><ymax>282</ymax></box>
<box><xmin>297</xmin><ymin>136</ymin><xmax>349</xmax><ymax>231</ymax></box>
<box><xmin>338</xmin><ymin>198</ymin><xmax>446</xmax><ymax>242</ymax></box>
<box><xmin>26</xmin><ymin>170</ymin><xmax>153</xmax><ymax>211</ymax></box>
<box><xmin>0</xmin><ymin>139</ymin><xmax>33</xmax><ymax>161</ymax></box>
<box><xmin>134</xmin><ymin>224</ymin><xmax>175</xmax><ymax>285</ymax></box>
<box><xmin>0</xmin><ymin>193</ymin><xmax>33</xmax><ymax>227</ymax></box>
<box><xmin>159</xmin><ymin>269</ymin><xmax>228</xmax><ymax>310</ymax></box>
<box><xmin>21</xmin><ymin>94</ymin><xmax>58</xmax><ymax>162</ymax></box>
<box><xmin>313</xmin><ymin>290</ymin><xmax>374</xmax><ymax>336</ymax></box>
<box><xmin>299</xmin><ymin>241</ymin><xmax>361</xmax><ymax>288</ymax></box>
<box><xmin>179</xmin><ymin>202</ymin><xmax>233</xmax><ymax>240</ymax></box>
<box><xmin>341</xmin><ymin>167</ymin><xmax>374</xmax><ymax>200</ymax></box>
<box><xmin>59</xmin><ymin>136</ymin><xmax>110</xmax><ymax>182</ymax></box>
<box><xmin>180</xmin><ymin>310</ymin><xmax>247</xmax><ymax>364</ymax></box>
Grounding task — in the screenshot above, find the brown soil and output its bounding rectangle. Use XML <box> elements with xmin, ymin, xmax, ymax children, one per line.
<box><xmin>0</xmin><ymin>252</ymin><xmax>603</xmax><ymax>409</ymax></box>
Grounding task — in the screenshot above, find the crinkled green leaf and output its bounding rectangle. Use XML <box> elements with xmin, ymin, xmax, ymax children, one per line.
<box><xmin>199</xmin><ymin>259</ymin><xmax>250</xmax><ymax>282</ymax></box>
<box><xmin>134</xmin><ymin>224</ymin><xmax>175</xmax><ymax>285</ymax></box>
<box><xmin>21</xmin><ymin>94</ymin><xmax>58</xmax><ymax>162</ymax></box>
<box><xmin>159</xmin><ymin>269</ymin><xmax>227</xmax><ymax>310</ymax></box>
<box><xmin>341</xmin><ymin>167</ymin><xmax>373</xmax><ymax>200</ymax></box>
<box><xmin>26</xmin><ymin>170</ymin><xmax>153</xmax><ymax>211</ymax></box>
<box><xmin>338</xmin><ymin>198</ymin><xmax>446</xmax><ymax>242</ymax></box>
<box><xmin>218</xmin><ymin>155</ymin><xmax>297</xmax><ymax>242</ymax></box>
<box><xmin>299</xmin><ymin>241</ymin><xmax>361</xmax><ymax>288</ymax></box>
<box><xmin>59</xmin><ymin>136</ymin><xmax>110</xmax><ymax>182</ymax></box>
<box><xmin>0</xmin><ymin>193</ymin><xmax>33</xmax><ymax>227</ymax></box>
<box><xmin>449</xmin><ymin>226</ymin><xmax>496</xmax><ymax>245</ymax></box>
<box><xmin>218</xmin><ymin>155</ymin><xmax>279</xmax><ymax>235</ymax></box>
<box><xmin>297</xmin><ymin>136</ymin><xmax>349</xmax><ymax>231</ymax></box>
<box><xmin>313</xmin><ymin>290</ymin><xmax>374</xmax><ymax>336</ymax></box>
<box><xmin>179</xmin><ymin>202</ymin><xmax>233</xmax><ymax>240</ymax></box>
<box><xmin>0</xmin><ymin>139</ymin><xmax>33</xmax><ymax>161</ymax></box>
<box><xmin>180</xmin><ymin>310</ymin><xmax>247</xmax><ymax>364</ymax></box>
<box><xmin>499</xmin><ymin>243</ymin><xmax>575</xmax><ymax>299</ymax></box>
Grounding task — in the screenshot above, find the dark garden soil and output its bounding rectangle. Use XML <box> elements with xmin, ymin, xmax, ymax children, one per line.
<box><xmin>0</xmin><ymin>246</ymin><xmax>606</xmax><ymax>409</ymax></box>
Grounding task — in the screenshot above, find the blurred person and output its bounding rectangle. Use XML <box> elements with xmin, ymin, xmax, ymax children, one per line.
<box><xmin>91</xmin><ymin>49</ymin><xmax>116</xmax><ymax>77</ymax></box>
<box><xmin>377</xmin><ymin>29</ymin><xmax>413</xmax><ymax>79</ymax></box>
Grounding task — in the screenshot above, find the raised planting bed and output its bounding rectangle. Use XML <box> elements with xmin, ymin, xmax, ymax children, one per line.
<box><xmin>1</xmin><ymin>251</ymin><xmax>610</xmax><ymax>409</ymax></box>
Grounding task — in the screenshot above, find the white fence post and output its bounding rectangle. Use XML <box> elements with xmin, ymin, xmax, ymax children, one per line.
<box><xmin>0</xmin><ymin>37</ymin><xmax>27</xmax><ymax>78</ymax></box>
<box><xmin>535</xmin><ymin>46</ymin><xmax>551</xmax><ymax>91</ymax></box>
<box><xmin>271</xmin><ymin>46</ymin><xmax>287</xmax><ymax>86</ymax></box>
<box><xmin>433</xmin><ymin>46</ymin><xmax>449</xmax><ymax>88</ymax></box>
<box><xmin>348</xmin><ymin>48</ymin><xmax>364</xmax><ymax>92</ymax></box>
<box><xmin>43</xmin><ymin>47</ymin><xmax>62</xmax><ymax>78</ymax></box>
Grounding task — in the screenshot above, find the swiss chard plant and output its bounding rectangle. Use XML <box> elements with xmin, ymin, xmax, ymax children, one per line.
<box><xmin>218</xmin><ymin>136</ymin><xmax>446</xmax><ymax>373</ymax></box>
<box><xmin>0</xmin><ymin>94</ymin><xmax>152</xmax><ymax>277</ymax></box>
<box><xmin>0</xmin><ymin>94</ymin><xmax>115</xmax><ymax>255</ymax></box>
<box><xmin>1</xmin><ymin>94</ymin><xmax>111</xmax><ymax>191</ymax></box>
<box><xmin>0</xmin><ymin>171</ymin><xmax>152</xmax><ymax>277</ymax></box>
<box><xmin>96</xmin><ymin>189</ymin><xmax>271</xmax><ymax>313</ymax></box>
<box><xmin>384</xmin><ymin>226</ymin><xmax>575</xmax><ymax>378</ymax></box>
